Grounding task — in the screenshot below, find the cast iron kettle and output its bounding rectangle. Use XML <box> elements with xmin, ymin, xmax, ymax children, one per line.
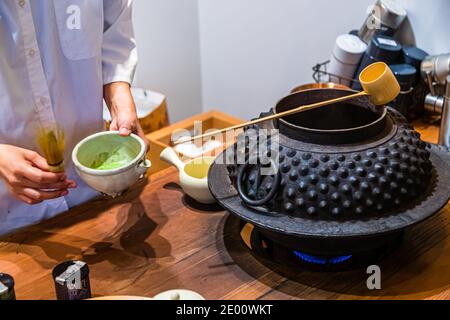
<box><xmin>208</xmin><ymin>89</ymin><xmax>450</xmax><ymax>254</ymax></box>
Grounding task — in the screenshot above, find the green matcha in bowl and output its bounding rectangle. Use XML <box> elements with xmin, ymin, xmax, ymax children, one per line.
<box><xmin>72</xmin><ymin>131</ymin><xmax>151</xmax><ymax>197</ymax></box>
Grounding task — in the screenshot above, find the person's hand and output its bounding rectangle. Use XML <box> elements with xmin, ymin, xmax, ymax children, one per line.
<box><xmin>104</xmin><ymin>82</ymin><xmax>150</xmax><ymax>151</ymax></box>
<box><xmin>0</xmin><ymin>144</ymin><xmax>77</xmax><ymax>205</ymax></box>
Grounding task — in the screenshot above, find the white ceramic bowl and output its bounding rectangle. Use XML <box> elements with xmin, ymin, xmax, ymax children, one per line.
<box><xmin>153</xmin><ymin>289</ymin><xmax>205</xmax><ymax>300</ymax></box>
<box><xmin>88</xmin><ymin>289</ymin><xmax>204</xmax><ymax>300</ymax></box>
<box><xmin>72</xmin><ymin>131</ymin><xmax>151</xmax><ymax>197</ymax></box>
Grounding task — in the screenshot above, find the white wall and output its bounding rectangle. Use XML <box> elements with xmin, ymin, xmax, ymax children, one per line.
<box><xmin>132</xmin><ymin>0</ymin><xmax>203</xmax><ymax>122</ymax></box>
<box><xmin>396</xmin><ymin>0</ymin><xmax>450</xmax><ymax>55</ymax></box>
<box><xmin>132</xmin><ymin>0</ymin><xmax>450</xmax><ymax>122</ymax></box>
<box><xmin>198</xmin><ymin>0</ymin><xmax>375</xmax><ymax>120</ymax></box>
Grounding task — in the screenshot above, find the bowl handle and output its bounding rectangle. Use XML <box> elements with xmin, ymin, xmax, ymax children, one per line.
<box><xmin>137</xmin><ymin>159</ymin><xmax>152</xmax><ymax>178</ymax></box>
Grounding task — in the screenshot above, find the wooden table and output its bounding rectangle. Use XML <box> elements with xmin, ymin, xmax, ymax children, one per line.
<box><xmin>0</xmin><ymin>120</ymin><xmax>448</xmax><ymax>300</ymax></box>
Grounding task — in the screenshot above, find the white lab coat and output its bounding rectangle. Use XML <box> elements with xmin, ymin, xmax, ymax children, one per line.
<box><xmin>0</xmin><ymin>0</ymin><xmax>138</xmax><ymax>236</ymax></box>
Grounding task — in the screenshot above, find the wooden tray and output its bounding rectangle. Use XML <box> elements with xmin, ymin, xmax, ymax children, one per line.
<box><xmin>146</xmin><ymin>110</ymin><xmax>243</xmax><ymax>175</ymax></box>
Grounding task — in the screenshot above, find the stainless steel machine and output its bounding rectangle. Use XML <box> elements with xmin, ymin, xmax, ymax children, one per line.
<box><xmin>422</xmin><ymin>54</ymin><xmax>450</xmax><ymax>148</ymax></box>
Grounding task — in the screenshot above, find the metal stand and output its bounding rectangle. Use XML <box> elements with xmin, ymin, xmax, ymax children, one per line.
<box><xmin>312</xmin><ymin>60</ymin><xmax>359</xmax><ymax>86</ymax></box>
<box><xmin>424</xmin><ymin>76</ymin><xmax>450</xmax><ymax>148</ymax></box>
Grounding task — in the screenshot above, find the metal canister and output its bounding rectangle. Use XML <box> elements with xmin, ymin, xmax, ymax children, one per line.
<box><xmin>328</xmin><ymin>34</ymin><xmax>367</xmax><ymax>86</ymax></box>
<box><xmin>358</xmin><ymin>0</ymin><xmax>407</xmax><ymax>44</ymax></box>
<box><xmin>389</xmin><ymin>64</ymin><xmax>417</xmax><ymax>117</ymax></box>
<box><xmin>403</xmin><ymin>46</ymin><xmax>428</xmax><ymax>70</ymax></box>
<box><xmin>352</xmin><ymin>34</ymin><xmax>402</xmax><ymax>90</ymax></box>
<box><xmin>52</xmin><ymin>261</ymin><xmax>91</xmax><ymax>300</ymax></box>
<box><xmin>348</xmin><ymin>29</ymin><xmax>359</xmax><ymax>37</ymax></box>
<box><xmin>0</xmin><ymin>273</ymin><xmax>16</xmax><ymax>300</ymax></box>
<box><xmin>403</xmin><ymin>46</ymin><xmax>429</xmax><ymax>116</ymax></box>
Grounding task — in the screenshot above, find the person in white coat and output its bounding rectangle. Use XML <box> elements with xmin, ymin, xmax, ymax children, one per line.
<box><xmin>0</xmin><ymin>0</ymin><xmax>147</xmax><ymax>236</ymax></box>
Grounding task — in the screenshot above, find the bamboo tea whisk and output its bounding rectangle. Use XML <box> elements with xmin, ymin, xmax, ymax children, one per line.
<box><xmin>37</xmin><ymin>126</ymin><xmax>65</xmax><ymax>173</ymax></box>
<box><xmin>173</xmin><ymin>62</ymin><xmax>400</xmax><ymax>145</ymax></box>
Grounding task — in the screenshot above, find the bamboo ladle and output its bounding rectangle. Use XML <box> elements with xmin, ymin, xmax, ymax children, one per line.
<box><xmin>173</xmin><ymin>62</ymin><xmax>400</xmax><ymax>145</ymax></box>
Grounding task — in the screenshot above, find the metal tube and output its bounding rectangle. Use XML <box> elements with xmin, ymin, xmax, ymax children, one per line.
<box><xmin>438</xmin><ymin>76</ymin><xmax>450</xmax><ymax>147</ymax></box>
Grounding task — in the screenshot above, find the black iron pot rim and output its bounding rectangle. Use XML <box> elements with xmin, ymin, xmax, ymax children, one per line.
<box><xmin>274</xmin><ymin>88</ymin><xmax>387</xmax><ymax>135</ymax></box>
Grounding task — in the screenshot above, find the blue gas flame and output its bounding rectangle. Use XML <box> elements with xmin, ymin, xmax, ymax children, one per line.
<box><xmin>293</xmin><ymin>251</ymin><xmax>353</xmax><ymax>265</ymax></box>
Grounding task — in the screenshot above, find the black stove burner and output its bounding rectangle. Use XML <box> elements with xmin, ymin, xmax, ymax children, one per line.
<box><xmin>240</xmin><ymin>221</ymin><xmax>404</xmax><ymax>272</ymax></box>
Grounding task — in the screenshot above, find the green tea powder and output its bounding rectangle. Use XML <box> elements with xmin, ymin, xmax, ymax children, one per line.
<box><xmin>90</xmin><ymin>148</ymin><xmax>133</xmax><ymax>170</ymax></box>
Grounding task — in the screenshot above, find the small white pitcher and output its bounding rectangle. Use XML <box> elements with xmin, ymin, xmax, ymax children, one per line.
<box><xmin>160</xmin><ymin>147</ymin><xmax>216</xmax><ymax>204</ymax></box>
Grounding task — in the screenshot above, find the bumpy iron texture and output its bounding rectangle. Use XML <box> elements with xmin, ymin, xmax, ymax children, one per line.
<box><xmin>228</xmin><ymin>104</ymin><xmax>432</xmax><ymax>220</ymax></box>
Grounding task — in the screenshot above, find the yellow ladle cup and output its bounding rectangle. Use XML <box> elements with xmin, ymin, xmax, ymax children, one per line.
<box><xmin>359</xmin><ymin>61</ymin><xmax>401</xmax><ymax>106</ymax></box>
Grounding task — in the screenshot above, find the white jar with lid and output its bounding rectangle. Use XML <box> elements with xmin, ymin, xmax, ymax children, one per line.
<box><xmin>328</xmin><ymin>34</ymin><xmax>367</xmax><ymax>86</ymax></box>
